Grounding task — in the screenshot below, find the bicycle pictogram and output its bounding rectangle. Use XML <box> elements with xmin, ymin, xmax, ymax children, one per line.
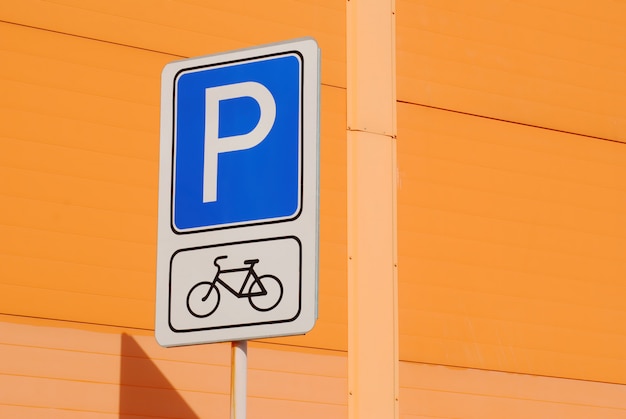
<box><xmin>186</xmin><ymin>255</ymin><xmax>284</xmax><ymax>318</ymax></box>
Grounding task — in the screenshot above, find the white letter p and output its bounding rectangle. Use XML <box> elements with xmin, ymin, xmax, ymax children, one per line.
<box><xmin>203</xmin><ymin>82</ymin><xmax>276</xmax><ymax>203</ymax></box>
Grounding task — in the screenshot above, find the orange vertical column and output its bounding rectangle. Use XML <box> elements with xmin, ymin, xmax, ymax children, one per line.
<box><xmin>347</xmin><ymin>0</ymin><xmax>398</xmax><ymax>418</ymax></box>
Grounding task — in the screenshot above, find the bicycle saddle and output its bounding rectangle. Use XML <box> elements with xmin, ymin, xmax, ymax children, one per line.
<box><xmin>244</xmin><ymin>258</ymin><xmax>259</xmax><ymax>265</ymax></box>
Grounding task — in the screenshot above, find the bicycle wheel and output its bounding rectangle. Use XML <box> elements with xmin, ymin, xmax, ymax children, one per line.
<box><xmin>186</xmin><ymin>281</ymin><xmax>220</xmax><ymax>318</ymax></box>
<box><xmin>248</xmin><ymin>274</ymin><xmax>283</xmax><ymax>312</ymax></box>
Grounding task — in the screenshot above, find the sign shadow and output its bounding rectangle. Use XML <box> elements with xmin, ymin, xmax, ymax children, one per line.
<box><xmin>119</xmin><ymin>334</ymin><xmax>199</xmax><ymax>418</ymax></box>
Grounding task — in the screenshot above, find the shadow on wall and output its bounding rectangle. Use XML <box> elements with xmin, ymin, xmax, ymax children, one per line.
<box><xmin>119</xmin><ymin>333</ymin><xmax>199</xmax><ymax>419</ymax></box>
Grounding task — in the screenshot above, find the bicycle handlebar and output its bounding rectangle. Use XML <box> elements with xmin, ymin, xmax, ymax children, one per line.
<box><xmin>214</xmin><ymin>255</ymin><xmax>228</xmax><ymax>268</ymax></box>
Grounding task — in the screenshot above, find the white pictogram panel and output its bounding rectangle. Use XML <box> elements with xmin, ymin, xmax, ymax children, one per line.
<box><xmin>169</xmin><ymin>237</ymin><xmax>301</xmax><ymax>333</ymax></box>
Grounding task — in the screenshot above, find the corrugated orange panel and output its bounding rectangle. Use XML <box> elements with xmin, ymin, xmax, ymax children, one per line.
<box><xmin>0</xmin><ymin>323</ymin><xmax>232</xmax><ymax>417</ymax></box>
<box><xmin>0</xmin><ymin>0</ymin><xmax>345</xmax><ymax>88</ymax></box>
<box><xmin>397</xmin><ymin>102</ymin><xmax>626</xmax><ymax>384</ymax></box>
<box><xmin>0</xmin><ymin>406</ymin><xmax>113</xmax><ymax>419</ymax></box>
<box><xmin>0</xmin><ymin>22</ymin><xmax>347</xmax><ymax>350</ymax></box>
<box><xmin>400</xmin><ymin>362</ymin><xmax>626</xmax><ymax>418</ymax></box>
<box><xmin>248</xmin><ymin>344</ymin><xmax>347</xmax><ymax>418</ymax></box>
<box><xmin>0</xmin><ymin>22</ymin><xmax>162</xmax><ymax>329</ymax></box>
<box><xmin>0</xmin><ymin>321</ymin><xmax>347</xmax><ymax>418</ymax></box>
<box><xmin>0</xmin><ymin>375</ymin><xmax>117</xmax><ymax>415</ymax></box>
<box><xmin>396</xmin><ymin>0</ymin><xmax>626</xmax><ymax>142</ymax></box>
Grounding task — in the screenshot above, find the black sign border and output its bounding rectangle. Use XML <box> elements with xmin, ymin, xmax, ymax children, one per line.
<box><xmin>170</xmin><ymin>50</ymin><xmax>306</xmax><ymax>234</ymax></box>
<box><xmin>167</xmin><ymin>235</ymin><xmax>303</xmax><ymax>334</ymax></box>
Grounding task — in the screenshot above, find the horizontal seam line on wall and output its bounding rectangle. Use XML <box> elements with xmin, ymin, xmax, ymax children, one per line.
<box><xmin>0</xmin><ymin>402</ymin><xmax>118</xmax><ymax>416</ymax></box>
<box><xmin>0</xmin><ymin>19</ymin><xmax>185</xmax><ymax>59</ymax></box>
<box><xmin>400</xmin><ymin>382</ymin><xmax>626</xmax><ymax>411</ymax></box>
<box><xmin>0</xmin><ymin>20</ymin><xmax>347</xmax><ymax>91</ymax></box>
<box><xmin>398</xmin><ymin>100</ymin><xmax>626</xmax><ymax>146</ymax></box>
<box><xmin>347</xmin><ymin>128</ymin><xmax>396</xmax><ymax>138</ymax></box>
<box><xmin>253</xmin><ymin>341</ymin><xmax>348</xmax><ymax>354</ymax></box>
<box><xmin>399</xmin><ymin>358</ymin><xmax>626</xmax><ymax>387</ymax></box>
<box><xmin>0</xmin><ymin>313</ymin><xmax>350</xmax><ymax>354</ymax></box>
<box><xmin>0</xmin><ymin>313</ymin><xmax>154</xmax><ymax>333</ymax></box>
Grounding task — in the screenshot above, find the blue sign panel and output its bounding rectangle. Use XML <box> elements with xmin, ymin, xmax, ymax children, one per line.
<box><xmin>172</xmin><ymin>53</ymin><xmax>302</xmax><ymax>232</ymax></box>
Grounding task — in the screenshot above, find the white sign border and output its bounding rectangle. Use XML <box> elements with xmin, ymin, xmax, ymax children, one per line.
<box><xmin>155</xmin><ymin>38</ymin><xmax>320</xmax><ymax>347</ymax></box>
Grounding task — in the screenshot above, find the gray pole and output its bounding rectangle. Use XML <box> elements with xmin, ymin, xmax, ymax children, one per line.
<box><xmin>230</xmin><ymin>340</ymin><xmax>248</xmax><ymax>419</ymax></box>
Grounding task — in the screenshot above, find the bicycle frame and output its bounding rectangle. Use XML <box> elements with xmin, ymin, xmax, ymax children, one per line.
<box><xmin>212</xmin><ymin>257</ymin><xmax>267</xmax><ymax>298</ymax></box>
<box><xmin>186</xmin><ymin>255</ymin><xmax>283</xmax><ymax>318</ymax></box>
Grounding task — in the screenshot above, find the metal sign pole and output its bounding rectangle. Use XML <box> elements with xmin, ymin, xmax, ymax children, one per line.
<box><xmin>230</xmin><ymin>340</ymin><xmax>248</xmax><ymax>419</ymax></box>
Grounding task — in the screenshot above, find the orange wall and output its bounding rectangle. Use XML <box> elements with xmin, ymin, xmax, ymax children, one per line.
<box><xmin>2</xmin><ymin>0</ymin><xmax>626</xmax><ymax>417</ymax></box>
<box><xmin>2</xmin><ymin>320</ymin><xmax>625</xmax><ymax>418</ymax></box>
<box><xmin>400</xmin><ymin>361</ymin><xmax>626</xmax><ymax>418</ymax></box>
<box><xmin>396</xmin><ymin>0</ymin><xmax>626</xmax><ymax>385</ymax></box>
<box><xmin>397</xmin><ymin>102</ymin><xmax>626</xmax><ymax>383</ymax></box>
<box><xmin>0</xmin><ymin>320</ymin><xmax>348</xmax><ymax>418</ymax></box>
<box><xmin>396</xmin><ymin>0</ymin><xmax>626</xmax><ymax>141</ymax></box>
<box><xmin>0</xmin><ymin>1</ymin><xmax>347</xmax><ymax>350</ymax></box>
<box><xmin>1</xmin><ymin>1</ymin><xmax>348</xmax><ymax>415</ymax></box>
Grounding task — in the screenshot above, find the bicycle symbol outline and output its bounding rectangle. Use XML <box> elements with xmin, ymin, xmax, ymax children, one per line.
<box><xmin>186</xmin><ymin>255</ymin><xmax>284</xmax><ymax>318</ymax></box>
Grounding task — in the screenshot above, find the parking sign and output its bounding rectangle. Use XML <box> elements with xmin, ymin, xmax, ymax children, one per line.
<box><xmin>156</xmin><ymin>38</ymin><xmax>320</xmax><ymax>347</ymax></box>
<box><xmin>173</xmin><ymin>54</ymin><xmax>303</xmax><ymax>231</ymax></box>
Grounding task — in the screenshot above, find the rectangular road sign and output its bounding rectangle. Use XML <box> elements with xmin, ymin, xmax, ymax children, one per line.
<box><xmin>156</xmin><ymin>38</ymin><xmax>320</xmax><ymax>347</ymax></box>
